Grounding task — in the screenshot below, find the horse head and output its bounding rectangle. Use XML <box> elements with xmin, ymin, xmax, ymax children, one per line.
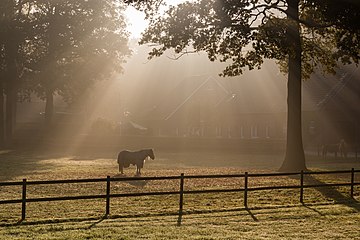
<box><xmin>339</xmin><ymin>139</ymin><xmax>348</xmax><ymax>158</ymax></box>
<box><xmin>147</xmin><ymin>149</ymin><xmax>155</xmax><ymax>160</ymax></box>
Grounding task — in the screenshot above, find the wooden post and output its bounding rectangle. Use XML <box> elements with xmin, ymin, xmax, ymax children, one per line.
<box><xmin>350</xmin><ymin>168</ymin><xmax>354</xmax><ymax>198</ymax></box>
<box><xmin>244</xmin><ymin>172</ymin><xmax>248</xmax><ymax>208</ymax></box>
<box><xmin>21</xmin><ymin>179</ymin><xmax>27</xmax><ymax>221</ymax></box>
<box><xmin>106</xmin><ymin>176</ymin><xmax>110</xmax><ymax>216</ymax></box>
<box><xmin>177</xmin><ymin>173</ymin><xmax>184</xmax><ymax>226</ymax></box>
<box><xmin>300</xmin><ymin>170</ymin><xmax>304</xmax><ymax>203</ymax></box>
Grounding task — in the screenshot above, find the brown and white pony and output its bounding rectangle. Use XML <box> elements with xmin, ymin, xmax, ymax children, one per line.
<box><xmin>321</xmin><ymin>139</ymin><xmax>347</xmax><ymax>160</ymax></box>
<box><xmin>117</xmin><ymin>149</ymin><xmax>155</xmax><ymax>175</ymax></box>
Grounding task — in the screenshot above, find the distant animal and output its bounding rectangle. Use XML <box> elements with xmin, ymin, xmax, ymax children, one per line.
<box><xmin>117</xmin><ymin>149</ymin><xmax>155</xmax><ymax>175</ymax></box>
<box><xmin>322</xmin><ymin>139</ymin><xmax>347</xmax><ymax>160</ymax></box>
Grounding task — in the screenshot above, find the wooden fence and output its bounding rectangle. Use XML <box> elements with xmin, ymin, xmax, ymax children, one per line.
<box><xmin>0</xmin><ymin>169</ymin><xmax>359</xmax><ymax>225</ymax></box>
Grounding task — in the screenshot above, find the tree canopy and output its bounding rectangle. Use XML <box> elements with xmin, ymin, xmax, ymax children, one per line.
<box><xmin>138</xmin><ymin>0</ymin><xmax>359</xmax><ymax>75</ymax></box>
<box><xmin>128</xmin><ymin>0</ymin><xmax>360</xmax><ymax>171</ymax></box>
<box><xmin>0</xmin><ymin>0</ymin><xmax>130</xmax><ymax>145</ymax></box>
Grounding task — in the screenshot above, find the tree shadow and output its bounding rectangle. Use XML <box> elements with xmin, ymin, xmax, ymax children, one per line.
<box><xmin>303</xmin><ymin>174</ymin><xmax>360</xmax><ymax>212</ymax></box>
<box><xmin>0</xmin><ymin>149</ymin><xmax>59</xmax><ymax>182</ymax></box>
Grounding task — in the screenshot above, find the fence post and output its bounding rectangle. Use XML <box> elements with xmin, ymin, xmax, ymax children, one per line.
<box><xmin>350</xmin><ymin>168</ymin><xmax>354</xmax><ymax>198</ymax></box>
<box><xmin>244</xmin><ymin>172</ymin><xmax>248</xmax><ymax>208</ymax></box>
<box><xmin>177</xmin><ymin>173</ymin><xmax>184</xmax><ymax>226</ymax></box>
<box><xmin>21</xmin><ymin>179</ymin><xmax>27</xmax><ymax>221</ymax></box>
<box><xmin>300</xmin><ymin>170</ymin><xmax>304</xmax><ymax>204</ymax></box>
<box><xmin>106</xmin><ymin>176</ymin><xmax>110</xmax><ymax>216</ymax></box>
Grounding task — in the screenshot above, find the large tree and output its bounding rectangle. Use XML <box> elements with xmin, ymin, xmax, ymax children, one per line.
<box><xmin>0</xmin><ymin>0</ymin><xmax>130</xmax><ymax>145</ymax></box>
<box><xmin>0</xmin><ymin>0</ymin><xmax>34</xmax><ymax>145</ymax></box>
<box><xmin>27</xmin><ymin>0</ymin><xmax>130</xmax><ymax>124</ymax></box>
<box><xmin>127</xmin><ymin>0</ymin><xmax>360</xmax><ymax>171</ymax></box>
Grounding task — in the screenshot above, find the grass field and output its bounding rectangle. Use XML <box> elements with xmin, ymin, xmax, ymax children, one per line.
<box><xmin>0</xmin><ymin>148</ymin><xmax>360</xmax><ymax>239</ymax></box>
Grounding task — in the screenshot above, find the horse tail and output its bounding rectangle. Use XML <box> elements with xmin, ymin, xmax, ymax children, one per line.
<box><xmin>118</xmin><ymin>151</ymin><xmax>131</xmax><ymax>167</ymax></box>
<box><xmin>118</xmin><ymin>151</ymin><xmax>127</xmax><ymax>173</ymax></box>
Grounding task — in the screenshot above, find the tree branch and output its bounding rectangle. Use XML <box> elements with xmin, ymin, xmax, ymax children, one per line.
<box><xmin>166</xmin><ymin>50</ymin><xmax>198</xmax><ymax>60</ymax></box>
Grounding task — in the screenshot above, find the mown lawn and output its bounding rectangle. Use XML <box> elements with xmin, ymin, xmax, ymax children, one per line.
<box><xmin>1</xmin><ymin>202</ymin><xmax>359</xmax><ymax>239</ymax></box>
<box><xmin>0</xmin><ymin>149</ymin><xmax>359</xmax><ymax>239</ymax></box>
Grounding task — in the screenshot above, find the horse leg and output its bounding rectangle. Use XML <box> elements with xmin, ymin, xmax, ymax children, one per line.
<box><xmin>341</xmin><ymin>149</ymin><xmax>347</xmax><ymax>159</ymax></box>
<box><xmin>342</xmin><ymin>145</ymin><xmax>347</xmax><ymax>159</ymax></box>
<box><xmin>119</xmin><ymin>163</ymin><xmax>124</xmax><ymax>174</ymax></box>
<box><xmin>136</xmin><ymin>165</ymin><xmax>141</xmax><ymax>175</ymax></box>
<box><xmin>322</xmin><ymin>146</ymin><xmax>327</xmax><ymax>160</ymax></box>
<box><xmin>339</xmin><ymin>146</ymin><xmax>343</xmax><ymax>159</ymax></box>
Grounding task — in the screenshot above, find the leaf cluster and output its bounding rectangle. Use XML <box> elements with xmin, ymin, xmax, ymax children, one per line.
<box><xmin>301</xmin><ymin>0</ymin><xmax>360</xmax><ymax>71</ymax></box>
<box><xmin>137</xmin><ymin>0</ymin><xmax>360</xmax><ymax>78</ymax></box>
<box><xmin>1</xmin><ymin>0</ymin><xmax>131</xmax><ymax>104</ymax></box>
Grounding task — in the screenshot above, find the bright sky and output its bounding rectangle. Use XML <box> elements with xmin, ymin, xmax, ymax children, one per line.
<box><xmin>125</xmin><ymin>1</ymin><xmax>189</xmax><ymax>38</ymax></box>
<box><xmin>125</xmin><ymin>6</ymin><xmax>148</xmax><ymax>39</ymax></box>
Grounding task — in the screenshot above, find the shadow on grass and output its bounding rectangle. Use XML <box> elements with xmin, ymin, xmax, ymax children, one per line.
<box><xmin>112</xmin><ymin>173</ymin><xmax>149</xmax><ymax>187</ymax></box>
<box><xmin>0</xmin><ymin>208</ymin><xmax>261</xmax><ymax>227</ymax></box>
<box><xmin>1</xmin><ymin>201</ymin><xmax>359</xmax><ymax>228</ymax></box>
<box><xmin>302</xmin><ymin>204</ymin><xmax>324</xmax><ymax>216</ymax></box>
<box><xmin>303</xmin><ymin>174</ymin><xmax>360</xmax><ymax>212</ymax></box>
<box><xmin>0</xmin><ymin>149</ymin><xmax>60</xmax><ymax>182</ymax></box>
<box><xmin>0</xmin><ymin>212</ymin><xmax>177</xmax><ymax>227</ymax></box>
<box><xmin>88</xmin><ymin>216</ymin><xmax>107</xmax><ymax>229</ymax></box>
<box><xmin>245</xmin><ymin>207</ymin><xmax>259</xmax><ymax>221</ymax></box>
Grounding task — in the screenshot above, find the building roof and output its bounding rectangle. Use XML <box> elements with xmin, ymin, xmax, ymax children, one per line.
<box><xmin>143</xmin><ymin>75</ymin><xmax>230</xmax><ymax>121</ymax></box>
<box><xmin>132</xmin><ymin>64</ymin><xmax>360</xmax><ymax>124</ymax></box>
<box><xmin>136</xmin><ymin>72</ymin><xmax>288</xmax><ymax>123</ymax></box>
<box><xmin>303</xmin><ymin>65</ymin><xmax>360</xmax><ymax>112</ymax></box>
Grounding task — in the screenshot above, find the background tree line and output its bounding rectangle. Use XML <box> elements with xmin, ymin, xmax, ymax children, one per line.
<box><xmin>0</xmin><ymin>0</ymin><xmax>130</xmax><ymax>146</ymax></box>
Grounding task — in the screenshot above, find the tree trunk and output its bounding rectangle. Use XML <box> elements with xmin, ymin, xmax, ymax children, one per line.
<box><xmin>5</xmin><ymin>86</ymin><xmax>16</xmax><ymax>145</ymax></box>
<box><xmin>0</xmin><ymin>85</ymin><xmax>4</xmax><ymax>147</ymax></box>
<box><xmin>279</xmin><ymin>0</ymin><xmax>307</xmax><ymax>171</ymax></box>
<box><xmin>45</xmin><ymin>88</ymin><xmax>54</xmax><ymax>125</ymax></box>
<box><xmin>3</xmin><ymin>1</ymin><xmax>20</xmax><ymax>147</ymax></box>
<box><xmin>4</xmin><ymin>45</ymin><xmax>18</xmax><ymax>147</ymax></box>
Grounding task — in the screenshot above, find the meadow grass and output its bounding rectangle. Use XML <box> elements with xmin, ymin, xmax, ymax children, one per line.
<box><xmin>0</xmin><ymin>149</ymin><xmax>360</xmax><ymax>239</ymax></box>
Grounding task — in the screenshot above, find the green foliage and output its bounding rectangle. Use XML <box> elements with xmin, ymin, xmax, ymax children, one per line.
<box><xmin>130</xmin><ymin>0</ymin><xmax>360</xmax><ymax>171</ymax></box>
<box><xmin>1</xmin><ymin>0</ymin><xmax>130</xmax><ymax>103</ymax></box>
<box><xmin>0</xmin><ymin>0</ymin><xmax>130</xmax><ymax>143</ymax></box>
<box><xmin>24</xmin><ymin>0</ymin><xmax>131</xmax><ymax>103</ymax></box>
<box><xmin>138</xmin><ymin>0</ymin><xmax>360</xmax><ymax>78</ymax></box>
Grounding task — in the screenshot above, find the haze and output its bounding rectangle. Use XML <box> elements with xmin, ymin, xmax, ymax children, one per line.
<box><xmin>6</xmin><ymin>0</ymin><xmax>360</xmax><ymax>172</ymax></box>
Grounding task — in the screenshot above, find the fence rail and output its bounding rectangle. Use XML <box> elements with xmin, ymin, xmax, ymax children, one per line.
<box><xmin>0</xmin><ymin>168</ymin><xmax>359</xmax><ymax>225</ymax></box>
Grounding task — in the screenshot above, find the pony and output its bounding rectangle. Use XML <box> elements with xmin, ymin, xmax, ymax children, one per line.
<box><xmin>117</xmin><ymin>149</ymin><xmax>155</xmax><ymax>175</ymax></box>
<box><xmin>322</xmin><ymin>139</ymin><xmax>347</xmax><ymax>160</ymax></box>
